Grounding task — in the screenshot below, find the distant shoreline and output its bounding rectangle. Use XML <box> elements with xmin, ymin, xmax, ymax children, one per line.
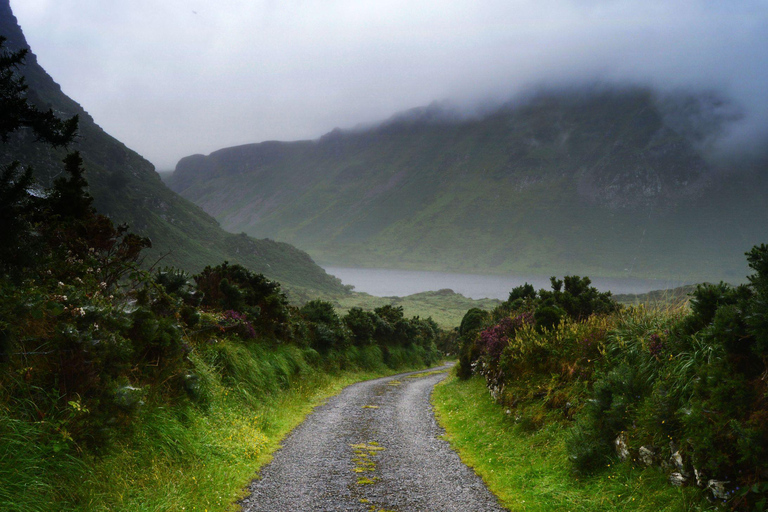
<box><xmin>322</xmin><ymin>266</ymin><xmax>690</xmax><ymax>300</ymax></box>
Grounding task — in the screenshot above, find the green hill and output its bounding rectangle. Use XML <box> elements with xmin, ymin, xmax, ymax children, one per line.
<box><xmin>169</xmin><ymin>89</ymin><xmax>768</xmax><ymax>283</ymax></box>
<box><xmin>0</xmin><ymin>1</ymin><xmax>345</xmax><ymax>296</ymax></box>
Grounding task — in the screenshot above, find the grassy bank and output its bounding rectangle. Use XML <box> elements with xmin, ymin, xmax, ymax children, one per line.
<box><xmin>332</xmin><ymin>289</ymin><xmax>501</xmax><ymax>329</ymax></box>
<box><xmin>432</xmin><ymin>375</ymin><xmax>701</xmax><ymax>511</ymax></box>
<box><xmin>2</xmin><ymin>343</ymin><xmax>435</xmax><ymax>512</ymax></box>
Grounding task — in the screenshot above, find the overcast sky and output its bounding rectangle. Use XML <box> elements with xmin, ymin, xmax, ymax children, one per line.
<box><xmin>10</xmin><ymin>0</ymin><xmax>768</xmax><ymax>170</ymax></box>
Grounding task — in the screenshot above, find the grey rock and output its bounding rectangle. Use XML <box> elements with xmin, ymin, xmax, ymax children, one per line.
<box><xmin>670</xmin><ymin>450</ymin><xmax>686</xmax><ymax>474</ymax></box>
<box><xmin>694</xmin><ymin>468</ymin><xmax>707</xmax><ymax>488</ymax></box>
<box><xmin>669</xmin><ymin>472</ymin><xmax>687</xmax><ymax>487</ymax></box>
<box><xmin>707</xmin><ymin>480</ymin><xmax>730</xmax><ymax>500</ymax></box>
<box><xmin>614</xmin><ymin>433</ymin><xmax>630</xmax><ymax>461</ymax></box>
<box><xmin>639</xmin><ymin>446</ymin><xmax>656</xmax><ymax>466</ymax></box>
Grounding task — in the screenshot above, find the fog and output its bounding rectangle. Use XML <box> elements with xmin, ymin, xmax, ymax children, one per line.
<box><xmin>10</xmin><ymin>0</ymin><xmax>768</xmax><ymax>169</ymax></box>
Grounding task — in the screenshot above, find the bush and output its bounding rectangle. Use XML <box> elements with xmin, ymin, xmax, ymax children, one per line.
<box><xmin>344</xmin><ymin>307</ymin><xmax>376</xmax><ymax>346</ymax></box>
<box><xmin>456</xmin><ymin>308</ymin><xmax>490</xmax><ymax>379</ymax></box>
<box><xmin>195</xmin><ymin>262</ymin><xmax>289</xmax><ymax>337</ymax></box>
<box><xmin>557</xmin><ymin>245</ymin><xmax>768</xmax><ymax>509</ymax></box>
<box><xmin>300</xmin><ymin>300</ymin><xmax>349</xmax><ymax>351</ymax></box>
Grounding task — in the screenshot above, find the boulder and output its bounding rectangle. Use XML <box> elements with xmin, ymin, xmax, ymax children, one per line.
<box><xmin>669</xmin><ymin>472</ymin><xmax>687</xmax><ymax>487</ymax></box>
<box><xmin>615</xmin><ymin>433</ymin><xmax>630</xmax><ymax>461</ymax></box>
<box><xmin>694</xmin><ymin>468</ymin><xmax>707</xmax><ymax>488</ymax></box>
<box><xmin>670</xmin><ymin>451</ymin><xmax>684</xmax><ymax>472</ymax></box>
<box><xmin>639</xmin><ymin>446</ymin><xmax>656</xmax><ymax>466</ymax></box>
<box><xmin>707</xmin><ymin>480</ymin><xmax>730</xmax><ymax>501</ymax></box>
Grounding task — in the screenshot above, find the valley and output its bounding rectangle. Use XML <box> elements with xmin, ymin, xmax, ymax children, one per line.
<box><xmin>3</xmin><ymin>1</ymin><xmax>768</xmax><ymax>511</ymax></box>
<box><xmin>169</xmin><ymin>90</ymin><xmax>768</xmax><ymax>284</ymax></box>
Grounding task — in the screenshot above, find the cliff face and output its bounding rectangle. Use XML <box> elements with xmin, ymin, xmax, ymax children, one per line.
<box><xmin>0</xmin><ymin>1</ymin><xmax>346</xmax><ymax>295</ymax></box>
<box><xmin>170</xmin><ymin>87</ymin><xmax>766</xmax><ymax>282</ymax></box>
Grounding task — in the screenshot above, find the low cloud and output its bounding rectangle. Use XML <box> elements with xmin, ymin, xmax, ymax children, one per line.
<box><xmin>10</xmin><ymin>0</ymin><xmax>768</xmax><ymax>168</ymax></box>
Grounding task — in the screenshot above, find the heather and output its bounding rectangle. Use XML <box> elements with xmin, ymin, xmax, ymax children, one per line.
<box><xmin>456</xmin><ymin>260</ymin><xmax>768</xmax><ymax>510</ymax></box>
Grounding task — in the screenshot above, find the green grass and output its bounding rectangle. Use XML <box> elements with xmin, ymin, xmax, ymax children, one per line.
<box><xmin>0</xmin><ymin>343</ymin><xmax>436</xmax><ymax>512</ymax></box>
<box><xmin>432</xmin><ymin>375</ymin><xmax>705</xmax><ymax>512</ymax></box>
<box><xmin>331</xmin><ymin>289</ymin><xmax>500</xmax><ymax>328</ymax></box>
<box><xmin>613</xmin><ymin>284</ymin><xmax>697</xmax><ymax>307</ymax></box>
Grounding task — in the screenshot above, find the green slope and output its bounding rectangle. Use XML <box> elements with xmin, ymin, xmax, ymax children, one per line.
<box><xmin>0</xmin><ymin>2</ymin><xmax>345</xmax><ymax>296</ymax></box>
<box><xmin>170</xmin><ymin>89</ymin><xmax>768</xmax><ymax>283</ymax></box>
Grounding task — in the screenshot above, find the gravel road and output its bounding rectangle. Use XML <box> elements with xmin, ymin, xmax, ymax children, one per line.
<box><xmin>240</xmin><ymin>364</ymin><xmax>506</xmax><ymax>512</ymax></box>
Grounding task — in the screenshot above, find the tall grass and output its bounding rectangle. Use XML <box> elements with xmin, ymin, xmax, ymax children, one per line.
<box><xmin>433</xmin><ymin>375</ymin><xmax>704</xmax><ymax>512</ymax></box>
<box><xmin>0</xmin><ymin>340</ymin><xmax>434</xmax><ymax>512</ymax></box>
<box><xmin>0</xmin><ymin>413</ymin><xmax>85</xmax><ymax>512</ymax></box>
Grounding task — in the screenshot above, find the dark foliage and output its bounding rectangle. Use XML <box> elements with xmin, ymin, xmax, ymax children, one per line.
<box><xmin>300</xmin><ymin>300</ymin><xmax>348</xmax><ymax>351</ymax></box>
<box><xmin>456</xmin><ymin>308</ymin><xmax>490</xmax><ymax>379</ymax></box>
<box><xmin>0</xmin><ymin>37</ymin><xmax>78</xmax><ymax>146</ymax></box>
<box><xmin>344</xmin><ymin>307</ymin><xmax>376</xmax><ymax>346</ymax></box>
<box><xmin>195</xmin><ymin>262</ymin><xmax>289</xmax><ymax>336</ymax></box>
<box><xmin>536</xmin><ymin>275</ymin><xmax>620</xmax><ymax>321</ymax></box>
<box><xmin>457</xmin><ymin>276</ymin><xmax>619</xmax><ymax>380</ymax></box>
<box><xmin>563</xmin><ymin>245</ymin><xmax>768</xmax><ymax>509</ymax></box>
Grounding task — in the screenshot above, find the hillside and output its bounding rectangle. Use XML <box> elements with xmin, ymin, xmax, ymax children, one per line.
<box><xmin>170</xmin><ymin>89</ymin><xmax>768</xmax><ymax>283</ymax></box>
<box><xmin>0</xmin><ymin>1</ymin><xmax>345</xmax><ymax>296</ymax></box>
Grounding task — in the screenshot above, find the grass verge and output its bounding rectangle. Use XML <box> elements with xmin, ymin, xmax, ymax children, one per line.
<box><xmin>432</xmin><ymin>374</ymin><xmax>703</xmax><ymax>512</ymax></box>
<box><xmin>2</xmin><ymin>344</ymin><xmax>435</xmax><ymax>512</ymax></box>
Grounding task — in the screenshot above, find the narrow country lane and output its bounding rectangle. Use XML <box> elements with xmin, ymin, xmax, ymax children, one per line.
<box><xmin>240</xmin><ymin>364</ymin><xmax>506</xmax><ymax>512</ymax></box>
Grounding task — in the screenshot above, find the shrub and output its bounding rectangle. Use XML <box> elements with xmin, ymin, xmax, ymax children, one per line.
<box><xmin>195</xmin><ymin>262</ymin><xmax>289</xmax><ymax>337</ymax></box>
<box><xmin>456</xmin><ymin>308</ymin><xmax>490</xmax><ymax>379</ymax></box>
<box><xmin>344</xmin><ymin>307</ymin><xmax>376</xmax><ymax>346</ymax></box>
<box><xmin>300</xmin><ymin>300</ymin><xmax>349</xmax><ymax>351</ymax></box>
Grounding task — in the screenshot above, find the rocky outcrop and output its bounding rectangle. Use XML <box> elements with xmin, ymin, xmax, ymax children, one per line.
<box><xmin>614</xmin><ymin>435</ymin><xmax>733</xmax><ymax>502</ymax></box>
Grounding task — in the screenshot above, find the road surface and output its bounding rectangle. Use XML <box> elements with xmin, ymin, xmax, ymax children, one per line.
<box><xmin>240</xmin><ymin>364</ymin><xmax>506</xmax><ymax>512</ymax></box>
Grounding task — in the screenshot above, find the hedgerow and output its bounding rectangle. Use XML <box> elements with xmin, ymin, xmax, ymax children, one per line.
<box><xmin>458</xmin><ymin>258</ymin><xmax>768</xmax><ymax>509</ymax></box>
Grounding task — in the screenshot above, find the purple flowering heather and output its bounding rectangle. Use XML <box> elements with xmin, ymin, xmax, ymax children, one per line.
<box><xmin>221</xmin><ymin>310</ymin><xmax>257</xmax><ymax>339</ymax></box>
<box><xmin>478</xmin><ymin>312</ymin><xmax>535</xmax><ymax>365</ymax></box>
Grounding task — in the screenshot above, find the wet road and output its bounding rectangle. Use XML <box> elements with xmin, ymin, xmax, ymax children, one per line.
<box><xmin>240</xmin><ymin>364</ymin><xmax>506</xmax><ymax>512</ymax></box>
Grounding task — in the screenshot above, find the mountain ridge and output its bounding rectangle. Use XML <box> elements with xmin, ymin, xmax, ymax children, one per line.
<box><xmin>0</xmin><ymin>1</ymin><xmax>345</xmax><ymax>296</ymax></box>
<box><xmin>170</xmin><ymin>86</ymin><xmax>768</xmax><ymax>283</ymax></box>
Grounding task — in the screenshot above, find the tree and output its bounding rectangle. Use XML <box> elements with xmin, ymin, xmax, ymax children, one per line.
<box><xmin>0</xmin><ymin>36</ymin><xmax>78</xmax><ymax>145</ymax></box>
<box><xmin>47</xmin><ymin>151</ymin><xmax>94</xmax><ymax>219</ymax></box>
<box><xmin>0</xmin><ymin>36</ymin><xmax>79</xmax><ymax>274</ymax></box>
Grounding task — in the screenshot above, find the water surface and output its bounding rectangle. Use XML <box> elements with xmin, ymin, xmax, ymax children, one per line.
<box><xmin>324</xmin><ymin>267</ymin><xmax>687</xmax><ymax>300</ymax></box>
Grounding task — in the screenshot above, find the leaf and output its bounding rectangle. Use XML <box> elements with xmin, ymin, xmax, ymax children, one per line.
<box><xmin>47</xmin><ymin>301</ymin><xmax>65</xmax><ymax>316</ymax></box>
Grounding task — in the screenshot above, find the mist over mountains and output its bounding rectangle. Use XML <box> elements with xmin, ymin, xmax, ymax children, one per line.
<box><xmin>10</xmin><ymin>1</ymin><xmax>768</xmax><ymax>169</ymax></box>
<box><xmin>170</xmin><ymin>86</ymin><xmax>768</xmax><ymax>283</ymax></box>
<box><xmin>0</xmin><ymin>1</ymin><xmax>345</xmax><ymax>296</ymax></box>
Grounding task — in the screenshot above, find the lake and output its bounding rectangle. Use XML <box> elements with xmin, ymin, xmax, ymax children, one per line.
<box><xmin>323</xmin><ymin>266</ymin><xmax>688</xmax><ymax>300</ymax></box>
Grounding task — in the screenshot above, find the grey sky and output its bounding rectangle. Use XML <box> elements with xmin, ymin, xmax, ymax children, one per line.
<box><xmin>10</xmin><ymin>0</ymin><xmax>768</xmax><ymax>169</ymax></box>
